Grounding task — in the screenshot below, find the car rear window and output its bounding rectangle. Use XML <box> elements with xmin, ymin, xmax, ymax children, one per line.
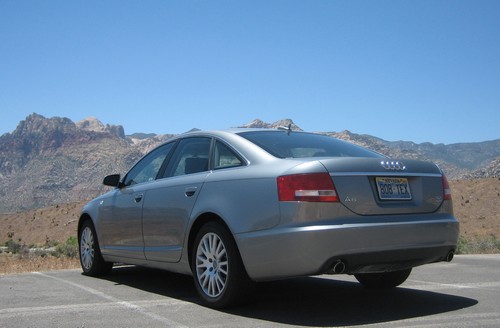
<box><xmin>239</xmin><ymin>131</ymin><xmax>382</xmax><ymax>159</ymax></box>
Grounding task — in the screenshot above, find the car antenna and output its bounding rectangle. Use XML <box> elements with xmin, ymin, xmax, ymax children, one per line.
<box><xmin>278</xmin><ymin>123</ymin><xmax>293</xmax><ymax>135</ymax></box>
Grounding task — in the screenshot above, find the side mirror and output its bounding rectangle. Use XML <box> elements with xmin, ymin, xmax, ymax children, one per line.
<box><xmin>103</xmin><ymin>174</ymin><xmax>121</xmax><ymax>187</ymax></box>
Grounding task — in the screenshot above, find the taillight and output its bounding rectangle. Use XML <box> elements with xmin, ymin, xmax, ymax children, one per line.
<box><xmin>277</xmin><ymin>173</ymin><xmax>339</xmax><ymax>202</ymax></box>
<box><xmin>442</xmin><ymin>175</ymin><xmax>452</xmax><ymax>200</ymax></box>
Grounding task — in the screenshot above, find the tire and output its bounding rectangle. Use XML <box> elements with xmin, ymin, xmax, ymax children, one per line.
<box><xmin>192</xmin><ymin>222</ymin><xmax>252</xmax><ymax>308</ymax></box>
<box><xmin>79</xmin><ymin>220</ymin><xmax>113</xmax><ymax>276</ymax></box>
<box><xmin>355</xmin><ymin>268</ymin><xmax>412</xmax><ymax>289</ymax></box>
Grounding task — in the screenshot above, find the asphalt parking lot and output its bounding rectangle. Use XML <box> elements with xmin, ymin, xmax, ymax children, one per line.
<box><xmin>1</xmin><ymin>254</ymin><xmax>499</xmax><ymax>328</ymax></box>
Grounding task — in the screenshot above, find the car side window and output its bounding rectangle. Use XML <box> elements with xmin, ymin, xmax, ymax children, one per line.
<box><xmin>123</xmin><ymin>142</ymin><xmax>174</xmax><ymax>186</ymax></box>
<box><xmin>164</xmin><ymin>137</ymin><xmax>211</xmax><ymax>177</ymax></box>
<box><xmin>214</xmin><ymin>140</ymin><xmax>243</xmax><ymax>170</ymax></box>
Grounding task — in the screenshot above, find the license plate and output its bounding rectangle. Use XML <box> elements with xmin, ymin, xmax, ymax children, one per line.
<box><xmin>376</xmin><ymin>177</ymin><xmax>412</xmax><ymax>200</ymax></box>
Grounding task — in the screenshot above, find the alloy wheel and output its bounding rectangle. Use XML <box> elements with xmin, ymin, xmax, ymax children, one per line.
<box><xmin>80</xmin><ymin>226</ymin><xmax>95</xmax><ymax>271</ymax></box>
<box><xmin>195</xmin><ymin>232</ymin><xmax>229</xmax><ymax>298</ymax></box>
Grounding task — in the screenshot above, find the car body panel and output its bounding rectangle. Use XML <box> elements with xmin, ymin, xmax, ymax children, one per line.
<box><xmin>142</xmin><ymin>172</ymin><xmax>208</xmax><ymax>262</ymax></box>
<box><xmin>332</xmin><ymin>174</ymin><xmax>445</xmax><ymax>215</ymax></box>
<box><xmin>317</xmin><ymin>157</ymin><xmax>445</xmax><ymax>215</ymax></box>
<box><xmin>98</xmin><ymin>183</ymin><xmax>148</xmax><ymax>259</ymax></box>
<box><xmin>236</xmin><ymin>215</ymin><xmax>458</xmax><ymax>280</ymax></box>
<box><xmin>192</xmin><ymin>173</ymin><xmax>281</xmax><ymax>234</ymax></box>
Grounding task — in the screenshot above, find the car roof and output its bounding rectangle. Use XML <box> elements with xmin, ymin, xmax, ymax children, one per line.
<box><xmin>178</xmin><ymin>128</ymin><xmax>306</xmax><ymax>138</ymax></box>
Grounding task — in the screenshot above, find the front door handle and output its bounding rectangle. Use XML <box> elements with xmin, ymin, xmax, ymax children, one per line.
<box><xmin>134</xmin><ymin>193</ymin><xmax>143</xmax><ymax>203</ymax></box>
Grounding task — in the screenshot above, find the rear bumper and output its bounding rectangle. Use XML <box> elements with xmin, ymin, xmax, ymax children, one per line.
<box><xmin>235</xmin><ymin>216</ymin><xmax>459</xmax><ymax>281</ymax></box>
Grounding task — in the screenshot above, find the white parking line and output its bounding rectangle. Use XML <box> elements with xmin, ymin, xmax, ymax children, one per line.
<box><xmin>32</xmin><ymin>272</ymin><xmax>190</xmax><ymax>328</ymax></box>
<box><xmin>408</xmin><ymin>279</ymin><xmax>500</xmax><ymax>291</ymax></box>
<box><xmin>373</xmin><ymin>312</ymin><xmax>499</xmax><ymax>328</ymax></box>
<box><xmin>0</xmin><ymin>300</ymin><xmax>183</xmax><ymax>318</ymax></box>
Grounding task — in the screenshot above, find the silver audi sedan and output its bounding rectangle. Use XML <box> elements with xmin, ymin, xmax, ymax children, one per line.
<box><xmin>78</xmin><ymin>129</ymin><xmax>459</xmax><ymax>308</ymax></box>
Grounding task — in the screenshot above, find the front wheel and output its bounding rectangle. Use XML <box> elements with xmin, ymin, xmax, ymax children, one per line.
<box><xmin>192</xmin><ymin>222</ymin><xmax>252</xmax><ymax>308</ymax></box>
<box><xmin>79</xmin><ymin>220</ymin><xmax>113</xmax><ymax>276</ymax></box>
<box><xmin>355</xmin><ymin>268</ymin><xmax>412</xmax><ymax>289</ymax></box>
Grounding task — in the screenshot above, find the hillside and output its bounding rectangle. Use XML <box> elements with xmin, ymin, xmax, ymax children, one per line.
<box><xmin>0</xmin><ymin>113</ymin><xmax>498</xmax><ymax>213</ymax></box>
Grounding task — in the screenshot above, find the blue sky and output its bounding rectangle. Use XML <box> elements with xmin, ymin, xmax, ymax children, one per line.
<box><xmin>1</xmin><ymin>1</ymin><xmax>499</xmax><ymax>144</ymax></box>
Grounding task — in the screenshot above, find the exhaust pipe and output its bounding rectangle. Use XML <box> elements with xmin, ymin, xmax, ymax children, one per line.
<box><xmin>328</xmin><ymin>260</ymin><xmax>346</xmax><ymax>274</ymax></box>
<box><xmin>446</xmin><ymin>250</ymin><xmax>455</xmax><ymax>262</ymax></box>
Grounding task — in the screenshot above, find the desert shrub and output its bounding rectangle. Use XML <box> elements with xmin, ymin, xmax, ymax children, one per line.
<box><xmin>3</xmin><ymin>239</ymin><xmax>32</xmax><ymax>258</ymax></box>
<box><xmin>53</xmin><ymin>236</ymin><xmax>78</xmax><ymax>258</ymax></box>
<box><xmin>456</xmin><ymin>235</ymin><xmax>500</xmax><ymax>254</ymax></box>
<box><xmin>5</xmin><ymin>239</ymin><xmax>22</xmax><ymax>254</ymax></box>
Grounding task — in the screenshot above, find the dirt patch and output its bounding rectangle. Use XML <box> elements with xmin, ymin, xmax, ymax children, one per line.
<box><xmin>0</xmin><ymin>201</ymin><xmax>86</xmax><ymax>247</ymax></box>
<box><xmin>449</xmin><ymin>178</ymin><xmax>500</xmax><ymax>238</ymax></box>
<box><xmin>0</xmin><ymin>201</ymin><xmax>86</xmax><ymax>274</ymax></box>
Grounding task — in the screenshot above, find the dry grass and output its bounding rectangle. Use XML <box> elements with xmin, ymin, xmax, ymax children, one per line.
<box><xmin>0</xmin><ymin>178</ymin><xmax>498</xmax><ymax>274</ymax></box>
<box><xmin>0</xmin><ymin>253</ymin><xmax>80</xmax><ymax>275</ymax></box>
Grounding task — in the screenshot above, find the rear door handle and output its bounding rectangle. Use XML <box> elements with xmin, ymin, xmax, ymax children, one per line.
<box><xmin>185</xmin><ymin>187</ymin><xmax>197</xmax><ymax>197</ymax></box>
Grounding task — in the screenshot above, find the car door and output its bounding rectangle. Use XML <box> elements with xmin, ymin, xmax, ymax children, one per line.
<box><xmin>99</xmin><ymin>143</ymin><xmax>174</xmax><ymax>259</ymax></box>
<box><xmin>142</xmin><ymin>137</ymin><xmax>212</xmax><ymax>262</ymax></box>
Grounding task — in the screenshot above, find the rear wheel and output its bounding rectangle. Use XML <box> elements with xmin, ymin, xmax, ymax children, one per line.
<box><xmin>355</xmin><ymin>268</ymin><xmax>412</xmax><ymax>289</ymax></box>
<box><xmin>192</xmin><ymin>222</ymin><xmax>252</xmax><ymax>308</ymax></box>
<box><xmin>79</xmin><ymin>220</ymin><xmax>112</xmax><ymax>276</ymax></box>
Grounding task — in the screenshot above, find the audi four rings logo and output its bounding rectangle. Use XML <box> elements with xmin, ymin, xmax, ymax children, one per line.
<box><xmin>380</xmin><ymin>161</ymin><xmax>406</xmax><ymax>170</ymax></box>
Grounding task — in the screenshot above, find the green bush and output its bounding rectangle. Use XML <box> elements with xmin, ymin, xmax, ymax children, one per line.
<box><xmin>3</xmin><ymin>239</ymin><xmax>31</xmax><ymax>258</ymax></box>
<box><xmin>5</xmin><ymin>239</ymin><xmax>22</xmax><ymax>254</ymax></box>
<box><xmin>53</xmin><ymin>236</ymin><xmax>79</xmax><ymax>258</ymax></box>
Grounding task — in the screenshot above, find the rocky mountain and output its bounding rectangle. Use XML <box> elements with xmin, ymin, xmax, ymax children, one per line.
<box><xmin>0</xmin><ymin>113</ymin><xmax>498</xmax><ymax>213</ymax></box>
<box><xmin>0</xmin><ymin>114</ymin><xmax>172</xmax><ymax>213</ymax></box>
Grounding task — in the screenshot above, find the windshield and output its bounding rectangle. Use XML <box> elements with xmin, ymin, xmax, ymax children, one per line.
<box><xmin>239</xmin><ymin>131</ymin><xmax>383</xmax><ymax>159</ymax></box>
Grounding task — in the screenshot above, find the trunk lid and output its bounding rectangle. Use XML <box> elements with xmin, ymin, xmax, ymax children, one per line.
<box><xmin>319</xmin><ymin>158</ymin><xmax>445</xmax><ymax>215</ymax></box>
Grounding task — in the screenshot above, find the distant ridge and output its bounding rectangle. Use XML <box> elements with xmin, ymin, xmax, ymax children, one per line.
<box><xmin>237</xmin><ymin>118</ymin><xmax>303</xmax><ymax>131</ymax></box>
<box><xmin>0</xmin><ymin>113</ymin><xmax>498</xmax><ymax>212</ymax></box>
<box><xmin>76</xmin><ymin>116</ymin><xmax>125</xmax><ymax>139</ymax></box>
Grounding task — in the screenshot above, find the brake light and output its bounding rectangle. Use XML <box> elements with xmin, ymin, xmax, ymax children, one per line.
<box><xmin>442</xmin><ymin>175</ymin><xmax>452</xmax><ymax>200</ymax></box>
<box><xmin>277</xmin><ymin>173</ymin><xmax>339</xmax><ymax>202</ymax></box>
